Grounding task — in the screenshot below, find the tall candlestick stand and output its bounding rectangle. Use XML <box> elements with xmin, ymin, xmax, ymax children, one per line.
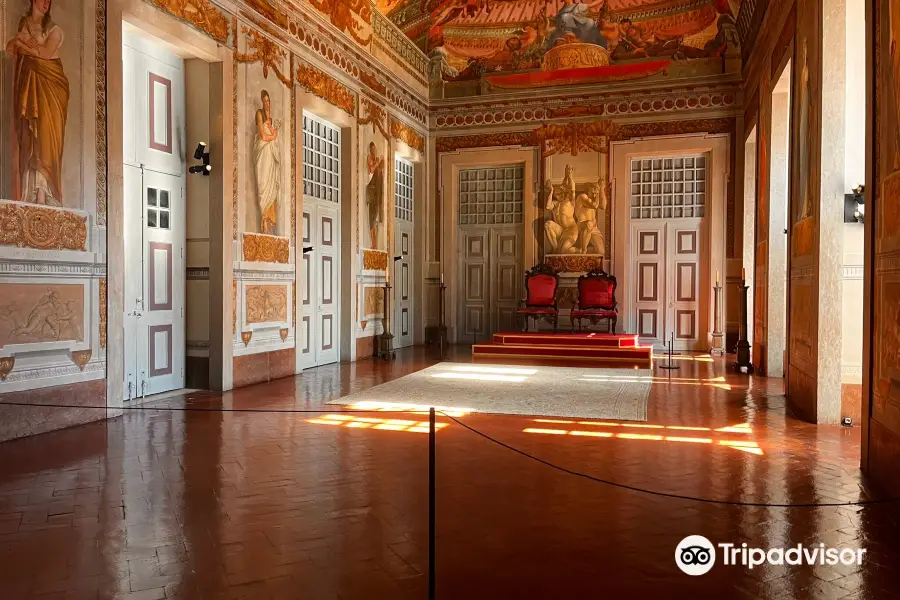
<box><xmin>377</xmin><ymin>282</ymin><xmax>395</xmax><ymax>360</ymax></box>
<box><xmin>734</xmin><ymin>277</ymin><xmax>753</xmax><ymax>373</ymax></box>
<box><xmin>711</xmin><ymin>281</ymin><xmax>725</xmax><ymax>356</ymax></box>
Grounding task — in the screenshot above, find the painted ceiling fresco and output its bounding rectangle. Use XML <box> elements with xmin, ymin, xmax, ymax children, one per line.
<box><xmin>380</xmin><ymin>0</ymin><xmax>742</xmax><ymax>87</ymax></box>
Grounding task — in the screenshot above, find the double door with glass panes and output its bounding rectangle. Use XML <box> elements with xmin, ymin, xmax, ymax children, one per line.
<box><xmin>122</xmin><ymin>33</ymin><xmax>186</xmax><ymax>400</ymax></box>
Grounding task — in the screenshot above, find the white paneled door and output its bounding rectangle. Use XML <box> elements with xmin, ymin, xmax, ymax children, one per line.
<box><xmin>122</xmin><ymin>33</ymin><xmax>186</xmax><ymax>400</ymax></box>
<box><xmin>629</xmin><ymin>220</ymin><xmax>703</xmax><ymax>351</ymax></box>
<box><xmin>299</xmin><ymin>199</ymin><xmax>340</xmax><ymax>368</ymax></box>
<box><xmin>394</xmin><ymin>224</ymin><xmax>413</xmax><ymax>348</ymax></box>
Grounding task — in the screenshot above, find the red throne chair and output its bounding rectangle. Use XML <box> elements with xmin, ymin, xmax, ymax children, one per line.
<box><xmin>516</xmin><ymin>263</ymin><xmax>560</xmax><ymax>332</ymax></box>
<box><xmin>571</xmin><ymin>269</ymin><xmax>618</xmax><ymax>333</ymax></box>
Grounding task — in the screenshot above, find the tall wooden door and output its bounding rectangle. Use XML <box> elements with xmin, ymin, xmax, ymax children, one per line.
<box><xmin>122</xmin><ymin>32</ymin><xmax>186</xmax><ymax>400</ymax></box>
<box><xmin>299</xmin><ymin>199</ymin><xmax>340</xmax><ymax>368</ymax></box>
<box><xmin>457</xmin><ymin>227</ymin><xmax>522</xmax><ymax>341</ymax></box>
<box><xmin>394</xmin><ymin>157</ymin><xmax>414</xmax><ymax>348</ymax></box>
<box><xmin>668</xmin><ymin>222</ymin><xmax>703</xmax><ymax>351</ymax></box>
<box><xmin>631</xmin><ymin>222</ymin><xmax>667</xmax><ymax>348</ymax></box>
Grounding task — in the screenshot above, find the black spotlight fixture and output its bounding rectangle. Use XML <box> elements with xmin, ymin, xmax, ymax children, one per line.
<box><xmin>302</xmin><ymin>246</ymin><xmax>314</xmax><ymax>254</ymax></box>
<box><xmin>844</xmin><ymin>184</ymin><xmax>865</xmax><ymax>223</ymax></box>
<box><xmin>394</xmin><ymin>255</ymin><xmax>402</xmax><ymax>262</ymax></box>
<box><xmin>189</xmin><ymin>142</ymin><xmax>212</xmax><ymax>176</ymax></box>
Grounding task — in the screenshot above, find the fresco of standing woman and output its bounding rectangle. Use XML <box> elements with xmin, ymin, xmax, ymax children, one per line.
<box><xmin>5</xmin><ymin>0</ymin><xmax>70</xmax><ymax>206</ymax></box>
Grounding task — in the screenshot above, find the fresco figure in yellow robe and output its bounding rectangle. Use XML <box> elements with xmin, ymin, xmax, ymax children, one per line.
<box><xmin>5</xmin><ymin>0</ymin><xmax>69</xmax><ymax>206</ymax></box>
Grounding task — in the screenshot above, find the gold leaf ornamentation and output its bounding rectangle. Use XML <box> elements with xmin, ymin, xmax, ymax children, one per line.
<box><xmin>234</xmin><ymin>27</ymin><xmax>292</xmax><ymax>87</ymax></box>
<box><xmin>0</xmin><ymin>203</ymin><xmax>87</xmax><ymax>251</ymax></box>
<box><xmin>308</xmin><ymin>0</ymin><xmax>372</xmax><ymax>46</ymax></box>
<box><xmin>533</xmin><ymin>121</ymin><xmax>618</xmax><ymax>157</ymax></box>
<box><xmin>0</xmin><ymin>356</ymin><xmax>14</xmax><ymax>381</ymax></box>
<box><xmin>544</xmin><ymin>254</ymin><xmax>605</xmax><ymax>273</ymax></box>
<box><xmin>363</xmin><ymin>249</ymin><xmax>388</xmax><ymax>271</ymax></box>
<box><xmin>436</xmin><ymin>131</ymin><xmax>533</xmax><ymax>153</ymax></box>
<box><xmin>360</xmin><ymin>97</ymin><xmax>388</xmax><ymax>139</ymax></box>
<box><xmin>71</xmin><ymin>349</ymin><xmax>92</xmax><ymax>371</ymax></box>
<box><xmin>296</xmin><ymin>62</ymin><xmax>356</xmax><ymax>117</ymax></box>
<box><xmin>241</xmin><ymin>331</ymin><xmax>253</xmax><ymax>346</ymax></box>
<box><xmin>359</xmin><ymin>70</ymin><xmax>386</xmax><ymax>96</ymax></box>
<box><xmin>99</xmin><ymin>279</ymin><xmax>107</xmax><ymax>349</ymax></box>
<box><xmin>390</xmin><ymin>117</ymin><xmax>425</xmax><ymax>152</ymax></box>
<box><xmin>279</xmin><ymin>328</ymin><xmax>289</xmax><ymax>342</ymax></box>
<box><xmin>148</xmin><ymin>0</ymin><xmax>229</xmax><ymax>44</ymax></box>
<box><xmin>242</xmin><ymin>233</ymin><xmax>290</xmax><ymax>263</ymax></box>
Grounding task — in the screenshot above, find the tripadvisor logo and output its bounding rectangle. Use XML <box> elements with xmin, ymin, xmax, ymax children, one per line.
<box><xmin>675</xmin><ymin>536</ymin><xmax>866</xmax><ymax>575</ymax></box>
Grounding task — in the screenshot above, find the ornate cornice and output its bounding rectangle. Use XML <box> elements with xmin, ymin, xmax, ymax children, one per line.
<box><xmin>614</xmin><ymin>118</ymin><xmax>735</xmax><ymax>140</ymax></box>
<box><xmin>235</xmin><ymin>27</ymin><xmax>292</xmax><ymax>87</ymax></box>
<box><xmin>296</xmin><ymin>61</ymin><xmax>356</xmax><ymax>116</ymax></box>
<box><xmin>0</xmin><ymin>203</ymin><xmax>88</xmax><ymax>251</ymax></box>
<box><xmin>389</xmin><ymin>117</ymin><xmax>424</xmax><ymax>153</ymax></box>
<box><xmin>534</xmin><ymin>121</ymin><xmax>618</xmax><ymax>157</ymax></box>
<box><xmin>242</xmin><ymin>233</ymin><xmax>290</xmax><ymax>263</ymax></box>
<box><xmin>360</xmin><ymin>97</ymin><xmax>388</xmax><ymax>139</ymax></box>
<box><xmin>436</xmin><ymin>131</ymin><xmax>534</xmax><ymax>153</ymax></box>
<box><xmin>149</xmin><ymin>0</ymin><xmax>231</xmax><ymax>44</ymax></box>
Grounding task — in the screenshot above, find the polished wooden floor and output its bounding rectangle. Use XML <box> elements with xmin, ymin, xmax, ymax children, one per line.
<box><xmin>0</xmin><ymin>346</ymin><xmax>898</xmax><ymax>599</ymax></box>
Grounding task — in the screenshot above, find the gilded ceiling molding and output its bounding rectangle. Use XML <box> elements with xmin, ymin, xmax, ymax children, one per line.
<box><xmin>295</xmin><ymin>62</ymin><xmax>356</xmax><ymax>117</ymax></box>
<box><xmin>0</xmin><ymin>204</ymin><xmax>88</xmax><ymax>251</ymax></box>
<box><xmin>359</xmin><ymin>69</ymin><xmax>387</xmax><ymax>96</ymax></box>
<box><xmin>242</xmin><ymin>233</ymin><xmax>290</xmax><ymax>263</ymax></box>
<box><xmin>99</xmin><ymin>279</ymin><xmax>107</xmax><ymax>350</ymax></box>
<box><xmin>613</xmin><ymin>118</ymin><xmax>735</xmax><ymax>139</ymax></box>
<box><xmin>308</xmin><ymin>0</ymin><xmax>372</xmax><ymax>46</ymax></box>
<box><xmin>389</xmin><ymin>117</ymin><xmax>425</xmax><ymax>153</ymax></box>
<box><xmin>436</xmin><ymin>131</ymin><xmax>534</xmax><ymax>153</ymax></box>
<box><xmin>148</xmin><ymin>0</ymin><xmax>230</xmax><ymax>44</ymax></box>
<box><xmin>234</xmin><ymin>27</ymin><xmax>292</xmax><ymax>87</ymax></box>
<box><xmin>533</xmin><ymin>121</ymin><xmax>619</xmax><ymax>157</ymax></box>
<box><xmin>245</xmin><ymin>0</ymin><xmax>289</xmax><ymax>29</ymax></box>
<box><xmin>95</xmin><ymin>1</ymin><xmax>108</xmax><ymax>227</ymax></box>
<box><xmin>359</xmin><ymin>97</ymin><xmax>389</xmax><ymax>139</ymax></box>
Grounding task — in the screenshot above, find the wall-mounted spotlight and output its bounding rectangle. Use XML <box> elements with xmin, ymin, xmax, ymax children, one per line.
<box><xmin>302</xmin><ymin>246</ymin><xmax>314</xmax><ymax>254</ymax></box>
<box><xmin>393</xmin><ymin>255</ymin><xmax>402</xmax><ymax>262</ymax></box>
<box><xmin>189</xmin><ymin>142</ymin><xmax>212</xmax><ymax>176</ymax></box>
<box><xmin>844</xmin><ymin>184</ymin><xmax>865</xmax><ymax>223</ymax></box>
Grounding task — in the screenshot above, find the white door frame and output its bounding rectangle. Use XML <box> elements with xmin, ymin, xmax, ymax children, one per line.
<box><xmin>611</xmin><ymin>134</ymin><xmax>729</xmax><ymax>350</ymax></box>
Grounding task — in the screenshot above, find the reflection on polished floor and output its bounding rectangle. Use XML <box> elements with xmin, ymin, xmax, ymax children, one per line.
<box><xmin>0</xmin><ymin>347</ymin><xmax>898</xmax><ymax>600</ymax></box>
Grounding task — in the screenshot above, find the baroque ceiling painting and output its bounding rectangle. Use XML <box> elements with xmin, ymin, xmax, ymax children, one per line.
<box><xmin>382</xmin><ymin>0</ymin><xmax>742</xmax><ymax>88</ymax></box>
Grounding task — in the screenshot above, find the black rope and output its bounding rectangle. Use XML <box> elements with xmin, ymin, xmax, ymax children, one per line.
<box><xmin>440</xmin><ymin>413</ymin><xmax>900</xmax><ymax>509</ymax></box>
<box><xmin>0</xmin><ymin>401</ymin><xmax>418</xmax><ymax>414</ymax></box>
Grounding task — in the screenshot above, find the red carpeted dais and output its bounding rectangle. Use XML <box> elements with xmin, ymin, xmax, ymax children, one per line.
<box><xmin>473</xmin><ymin>332</ymin><xmax>652</xmax><ymax>367</ymax></box>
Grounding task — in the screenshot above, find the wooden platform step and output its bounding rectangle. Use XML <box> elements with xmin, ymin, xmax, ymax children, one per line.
<box><xmin>472</xmin><ymin>342</ymin><xmax>652</xmax><ymax>366</ymax></box>
<box><xmin>491</xmin><ymin>332</ymin><xmax>641</xmax><ymax>348</ymax></box>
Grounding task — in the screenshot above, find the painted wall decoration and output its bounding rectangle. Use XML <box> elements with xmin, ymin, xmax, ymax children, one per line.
<box><xmin>309</xmin><ymin>0</ymin><xmax>373</xmax><ymax>46</ymax></box>
<box><xmin>245</xmin><ymin>284</ymin><xmax>288</xmax><ymax>324</ymax></box>
<box><xmin>414</xmin><ymin>0</ymin><xmax>740</xmax><ymax>87</ymax></box>
<box><xmin>0</xmin><ymin>284</ymin><xmax>84</xmax><ymax>347</ymax></box>
<box><xmin>148</xmin><ymin>0</ymin><xmax>230</xmax><ymax>44</ymax></box>
<box><xmin>252</xmin><ymin>89</ymin><xmax>282</xmax><ymax>234</ymax></box>
<box><xmin>5</xmin><ymin>0</ymin><xmax>70</xmax><ymax>206</ymax></box>
<box><xmin>365</xmin><ymin>140</ymin><xmax>386</xmax><ymax>249</ymax></box>
<box><xmin>295</xmin><ymin>62</ymin><xmax>357</xmax><ymax>117</ymax></box>
<box><xmin>543</xmin><ymin>164</ymin><xmax>609</xmax><ymax>257</ymax></box>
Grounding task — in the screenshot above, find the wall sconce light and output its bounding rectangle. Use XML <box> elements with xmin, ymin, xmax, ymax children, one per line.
<box><xmin>844</xmin><ymin>184</ymin><xmax>865</xmax><ymax>223</ymax></box>
<box><xmin>189</xmin><ymin>142</ymin><xmax>211</xmax><ymax>176</ymax></box>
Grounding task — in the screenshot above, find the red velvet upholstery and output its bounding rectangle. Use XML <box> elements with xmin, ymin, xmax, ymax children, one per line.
<box><xmin>516</xmin><ymin>264</ymin><xmax>561</xmax><ymax>332</ymax></box>
<box><xmin>578</xmin><ymin>277</ymin><xmax>616</xmax><ymax>310</ymax></box>
<box><xmin>525</xmin><ymin>274</ymin><xmax>558</xmax><ymax>306</ymax></box>
<box><xmin>572</xmin><ymin>269</ymin><xmax>618</xmax><ymax>334</ymax></box>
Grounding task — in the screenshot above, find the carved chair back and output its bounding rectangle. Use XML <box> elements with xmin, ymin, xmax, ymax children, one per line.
<box><xmin>577</xmin><ymin>269</ymin><xmax>617</xmax><ymax>310</ymax></box>
<box><xmin>523</xmin><ymin>263</ymin><xmax>560</xmax><ymax>307</ymax></box>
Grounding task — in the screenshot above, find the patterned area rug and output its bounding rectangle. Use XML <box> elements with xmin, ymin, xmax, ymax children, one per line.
<box><xmin>328</xmin><ymin>362</ymin><xmax>651</xmax><ymax>421</ymax></box>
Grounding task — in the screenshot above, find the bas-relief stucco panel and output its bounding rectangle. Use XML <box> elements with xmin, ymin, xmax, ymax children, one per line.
<box><xmin>246</xmin><ymin>284</ymin><xmax>288</xmax><ymax>324</ymax></box>
<box><xmin>0</xmin><ymin>284</ymin><xmax>84</xmax><ymax>348</ymax></box>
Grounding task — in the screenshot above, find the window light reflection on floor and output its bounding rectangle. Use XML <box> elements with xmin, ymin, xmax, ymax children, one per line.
<box><xmin>341</xmin><ymin>401</ymin><xmax>474</xmax><ymax>417</ymax></box>
<box><xmin>308</xmin><ymin>414</ymin><xmax>449</xmax><ymax>433</ymax></box>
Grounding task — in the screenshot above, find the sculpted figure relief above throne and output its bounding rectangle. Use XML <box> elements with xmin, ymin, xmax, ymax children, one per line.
<box><xmin>544</xmin><ymin>165</ymin><xmax>608</xmax><ymax>256</ymax></box>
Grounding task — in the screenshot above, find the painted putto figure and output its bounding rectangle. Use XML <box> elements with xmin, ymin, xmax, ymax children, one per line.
<box><xmin>5</xmin><ymin>0</ymin><xmax>70</xmax><ymax>206</ymax></box>
<box><xmin>574</xmin><ymin>174</ymin><xmax>608</xmax><ymax>255</ymax></box>
<box><xmin>366</xmin><ymin>141</ymin><xmax>385</xmax><ymax>249</ymax></box>
<box><xmin>253</xmin><ymin>89</ymin><xmax>281</xmax><ymax>235</ymax></box>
